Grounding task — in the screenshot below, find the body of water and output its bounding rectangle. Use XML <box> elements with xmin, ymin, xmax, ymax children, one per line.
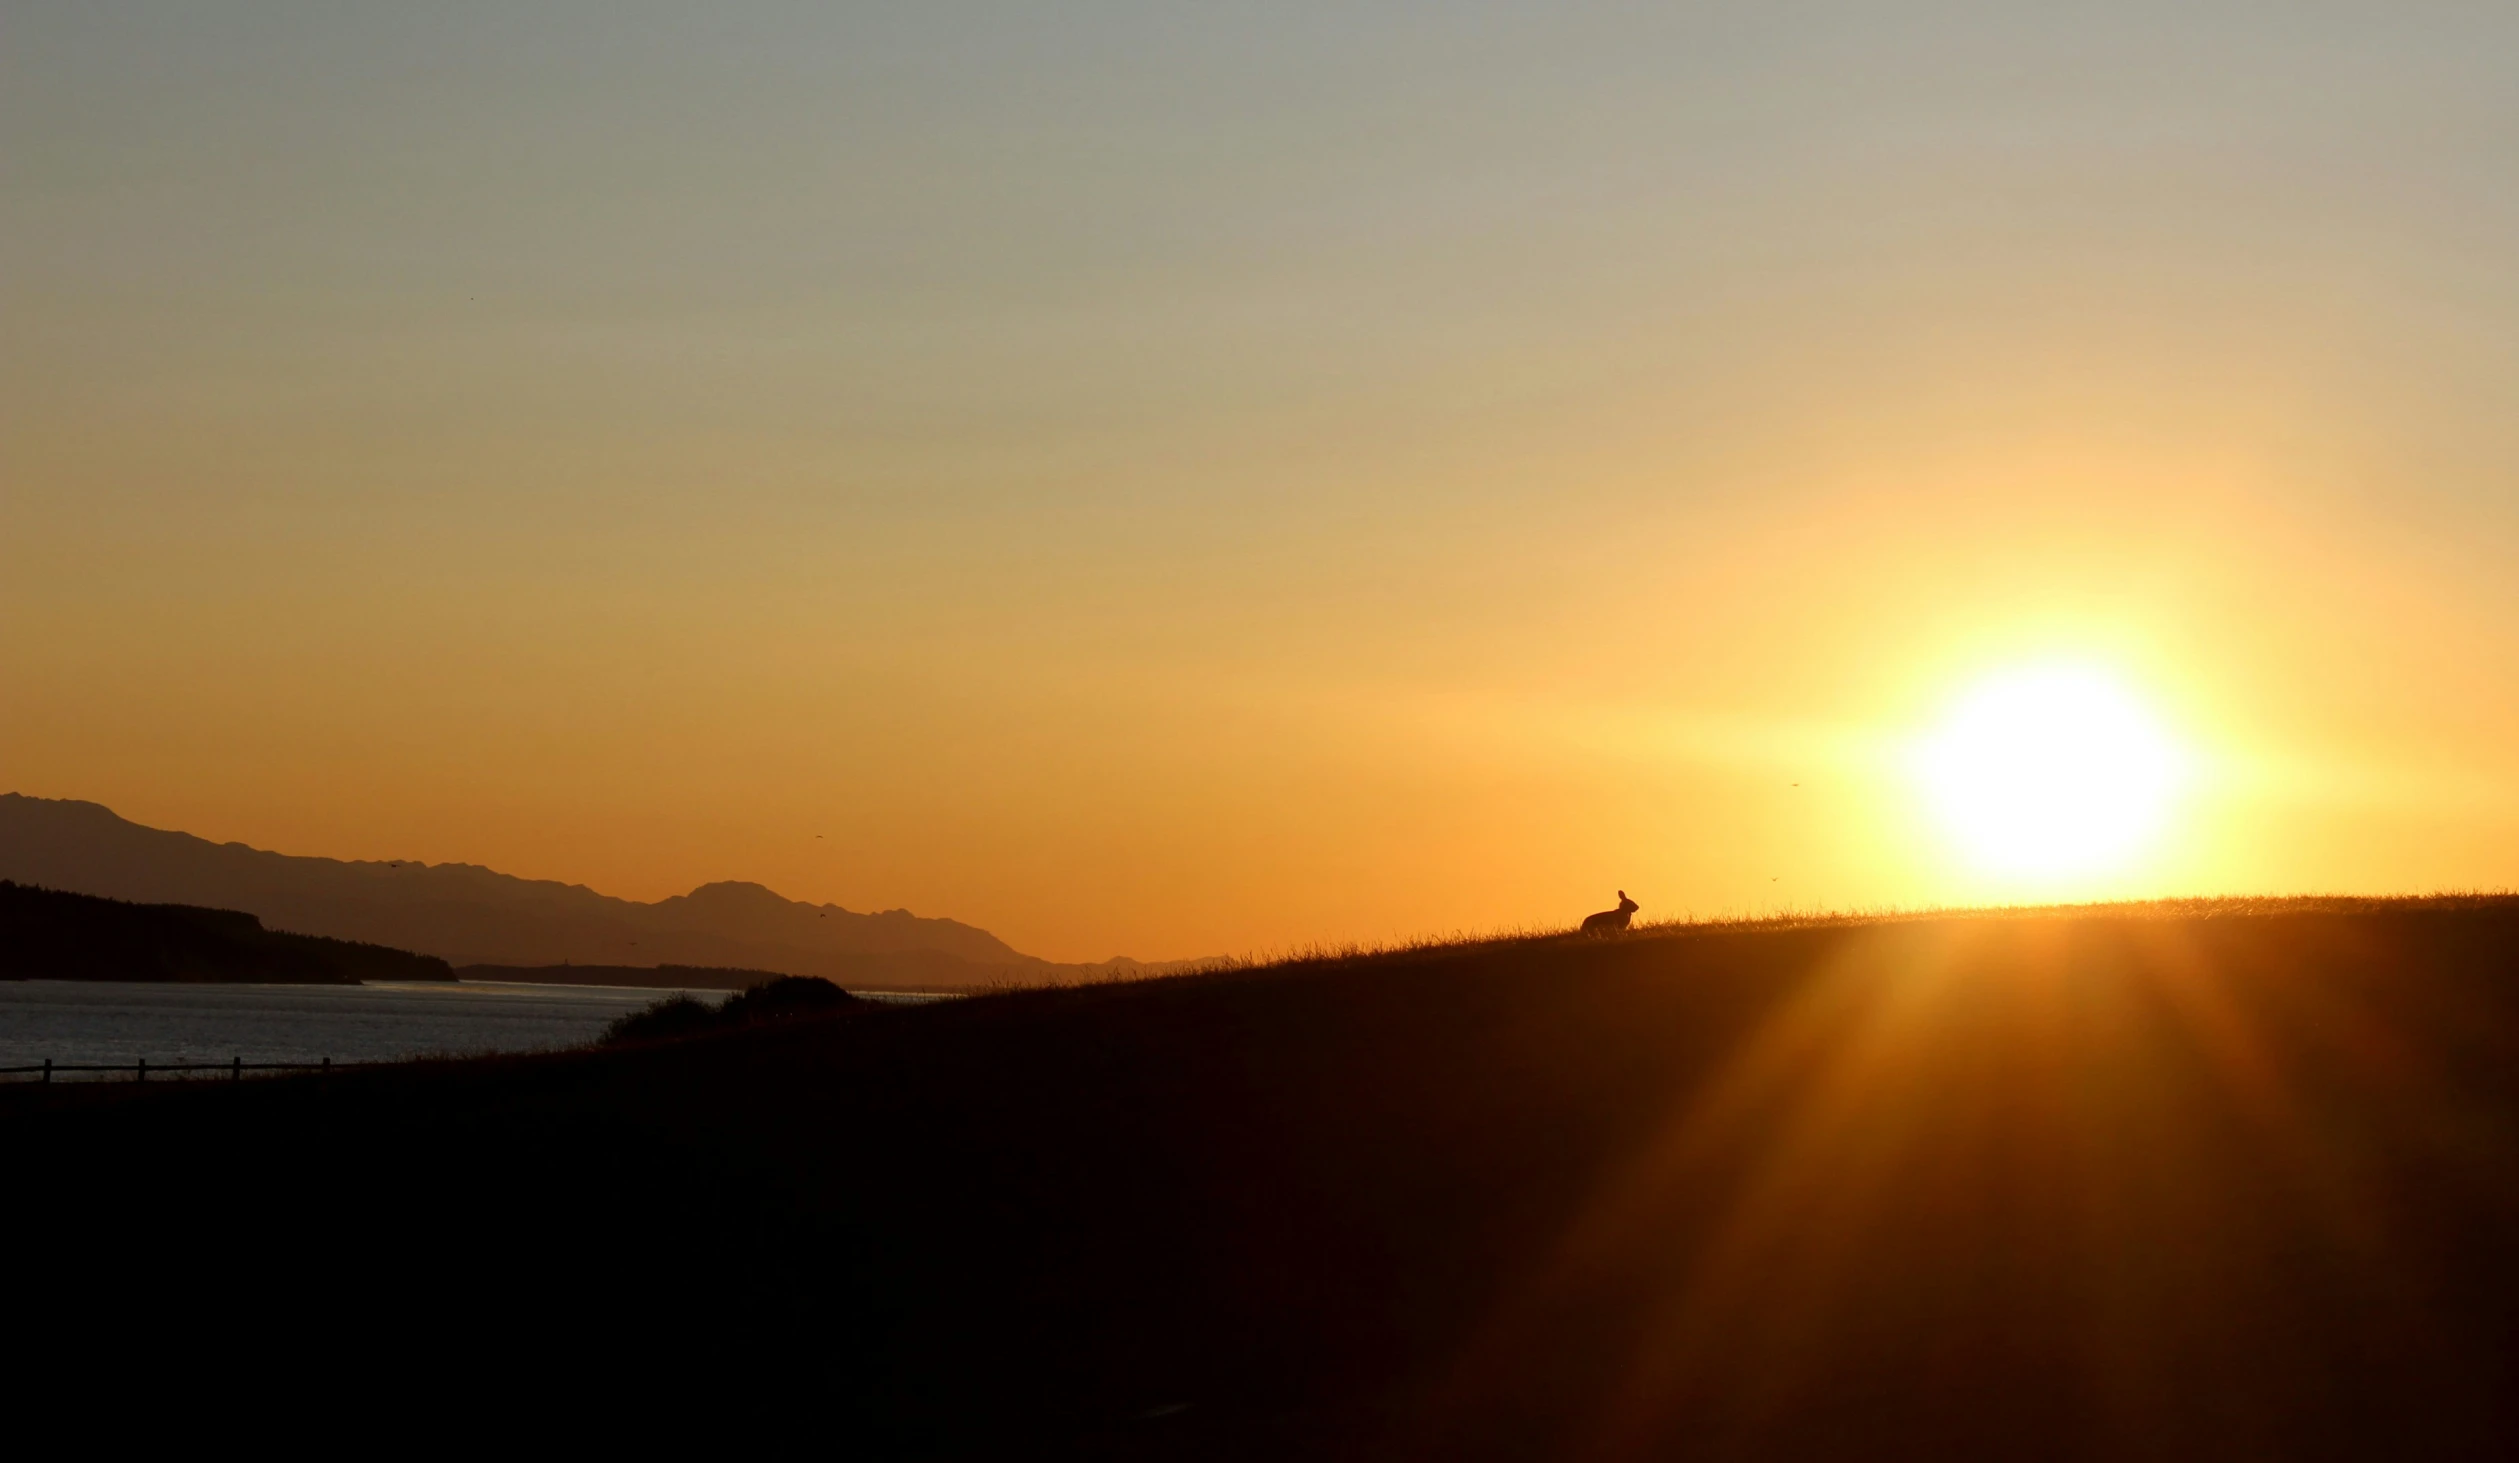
<box><xmin>0</xmin><ymin>980</ymin><xmax>720</xmax><ymax>1071</ymax></box>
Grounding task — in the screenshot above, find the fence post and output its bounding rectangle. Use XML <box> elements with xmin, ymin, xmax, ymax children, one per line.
<box><xmin>232</xmin><ymin>1055</ymin><xmax>242</xmax><ymax>1082</ymax></box>
<box><xmin>137</xmin><ymin>1056</ymin><xmax>147</xmax><ymax>1084</ymax></box>
<box><xmin>42</xmin><ymin>1058</ymin><xmax>51</xmax><ymax>1085</ymax></box>
<box><xmin>321</xmin><ymin>1057</ymin><xmax>330</xmax><ymax>1078</ymax></box>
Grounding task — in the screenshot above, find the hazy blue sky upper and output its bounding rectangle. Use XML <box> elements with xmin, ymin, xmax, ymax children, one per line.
<box><xmin>7</xmin><ymin>3</ymin><xmax>2518</xmax><ymax>960</ymax></box>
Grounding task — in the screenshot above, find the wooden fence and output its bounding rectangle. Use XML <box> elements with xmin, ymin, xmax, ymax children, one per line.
<box><xmin>0</xmin><ymin>1056</ymin><xmax>342</xmax><ymax>1084</ymax></box>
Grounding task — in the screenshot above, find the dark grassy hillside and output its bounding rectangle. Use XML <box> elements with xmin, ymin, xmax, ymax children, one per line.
<box><xmin>0</xmin><ymin>880</ymin><xmax>453</xmax><ymax>983</ymax></box>
<box><xmin>8</xmin><ymin>899</ymin><xmax>2519</xmax><ymax>1457</ymax></box>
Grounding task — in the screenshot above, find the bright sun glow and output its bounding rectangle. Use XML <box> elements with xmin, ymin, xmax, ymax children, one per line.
<box><xmin>1913</xmin><ymin>665</ymin><xmax>2188</xmax><ymax>882</ymax></box>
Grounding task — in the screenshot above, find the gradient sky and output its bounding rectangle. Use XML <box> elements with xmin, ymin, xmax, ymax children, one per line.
<box><xmin>7</xmin><ymin>3</ymin><xmax>2519</xmax><ymax>961</ymax></box>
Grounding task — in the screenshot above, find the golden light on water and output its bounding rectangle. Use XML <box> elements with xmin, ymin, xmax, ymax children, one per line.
<box><xmin>1912</xmin><ymin>665</ymin><xmax>2190</xmax><ymax>885</ymax></box>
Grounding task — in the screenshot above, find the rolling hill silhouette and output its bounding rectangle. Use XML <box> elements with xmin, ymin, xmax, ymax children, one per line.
<box><xmin>0</xmin><ymin>793</ymin><xmax>1159</xmax><ymax>989</ymax></box>
<box><xmin>0</xmin><ymin>880</ymin><xmax>454</xmax><ymax>984</ymax></box>
<box><xmin>10</xmin><ymin>897</ymin><xmax>2519</xmax><ymax>1454</ymax></box>
<box><xmin>452</xmin><ymin>961</ymin><xmax>797</xmax><ymax>991</ymax></box>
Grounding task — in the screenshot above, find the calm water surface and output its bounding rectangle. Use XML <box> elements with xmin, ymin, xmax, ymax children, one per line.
<box><xmin>0</xmin><ymin>980</ymin><xmax>720</xmax><ymax>1070</ymax></box>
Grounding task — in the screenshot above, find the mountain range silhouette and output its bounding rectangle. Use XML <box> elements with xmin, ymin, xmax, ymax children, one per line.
<box><xmin>0</xmin><ymin>793</ymin><xmax>1170</xmax><ymax>989</ymax></box>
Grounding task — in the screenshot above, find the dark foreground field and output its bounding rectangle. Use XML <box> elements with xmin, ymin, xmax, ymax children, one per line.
<box><xmin>10</xmin><ymin>900</ymin><xmax>2519</xmax><ymax>1458</ymax></box>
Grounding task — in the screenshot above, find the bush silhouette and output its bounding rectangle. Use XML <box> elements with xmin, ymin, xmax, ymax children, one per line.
<box><xmin>602</xmin><ymin>975</ymin><xmax>855</xmax><ymax>1046</ymax></box>
<box><xmin>718</xmin><ymin>974</ymin><xmax>857</xmax><ymax>1024</ymax></box>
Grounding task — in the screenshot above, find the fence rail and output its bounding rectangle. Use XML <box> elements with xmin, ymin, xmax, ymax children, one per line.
<box><xmin>0</xmin><ymin>1056</ymin><xmax>343</xmax><ymax>1084</ymax></box>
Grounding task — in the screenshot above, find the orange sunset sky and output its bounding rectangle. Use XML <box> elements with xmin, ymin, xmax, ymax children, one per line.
<box><xmin>7</xmin><ymin>5</ymin><xmax>2519</xmax><ymax>961</ymax></box>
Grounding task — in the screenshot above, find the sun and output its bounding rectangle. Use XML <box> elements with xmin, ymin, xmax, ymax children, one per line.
<box><xmin>1912</xmin><ymin>665</ymin><xmax>2188</xmax><ymax>882</ymax></box>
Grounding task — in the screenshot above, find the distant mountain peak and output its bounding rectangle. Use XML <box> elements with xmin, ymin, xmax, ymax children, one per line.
<box><xmin>675</xmin><ymin>880</ymin><xmax>799</xmax><ymax>906</ymax></box>
<box><xmin>0</xmin><ymin>792</ymin><xmax>1073</xmax><ymax>989</ymax></box>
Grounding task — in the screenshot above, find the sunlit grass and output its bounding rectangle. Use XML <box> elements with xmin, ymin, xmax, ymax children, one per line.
<box><xmin>1091</xmin><ymin>892</ymin><xmax>2519</xmax><ymax>985</ymax></box>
